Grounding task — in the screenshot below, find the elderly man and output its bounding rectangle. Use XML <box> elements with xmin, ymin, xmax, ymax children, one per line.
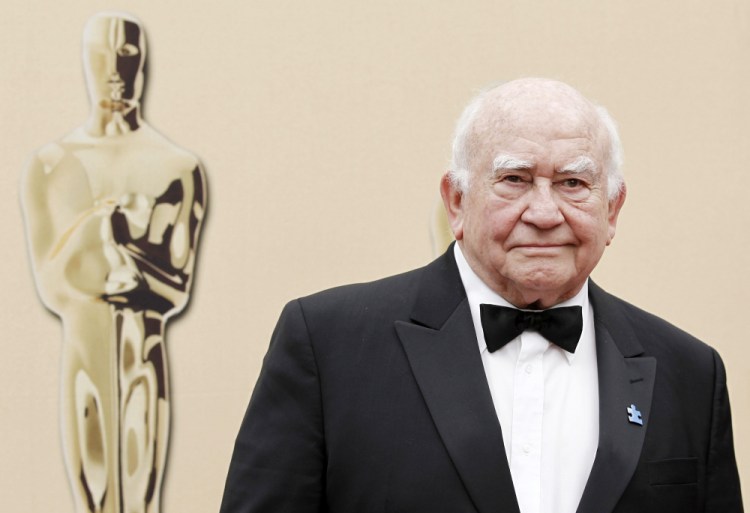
<box><xmin>220</xmin><ymin>78</ymin><xmax>743</xmax><ymax>513</ymax></box>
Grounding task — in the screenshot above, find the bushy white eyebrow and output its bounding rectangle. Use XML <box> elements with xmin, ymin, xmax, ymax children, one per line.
<box><xmin>492</xmin><ymin>155</ymin><xmax>533</xmax><ymax>173</ymax></box>
<box><xmin>560</xmin><ymin>156</ymin><xmax>596</xmax><ymax>174</ymax></box>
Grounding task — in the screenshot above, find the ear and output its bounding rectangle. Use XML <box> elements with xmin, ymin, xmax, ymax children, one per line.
<box><xmin>606</xmin><ymin>183</ymin><xmax>626</xmax><ymax>245</ymax></box>
<box><xmin>440</xmin><ymin>172</ymin><xmax>465</xmax><ymax>240</ymax></box>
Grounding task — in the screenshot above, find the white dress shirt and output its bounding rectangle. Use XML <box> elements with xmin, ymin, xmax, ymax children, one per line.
<box><xmin>454</xmin><ymin>244</ymin><xmax>599</xmax><ymax>513</ymax></box>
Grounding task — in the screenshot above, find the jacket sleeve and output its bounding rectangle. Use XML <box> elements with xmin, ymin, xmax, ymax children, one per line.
<box><xmin>704</xmin><ymin>349</ymin><xmax>743</xmax><ymax>512</ymax></box>
<box><xmin>220</xmin><ymin>300</ymin><xmax>326</xmax><ymax>513</ymax></box>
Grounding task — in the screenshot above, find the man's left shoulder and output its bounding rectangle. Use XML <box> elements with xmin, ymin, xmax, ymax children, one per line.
<box><xmin>590</xmin><ymin>281</ymin><xmax>718</xmax><ymax>365</ymax></box>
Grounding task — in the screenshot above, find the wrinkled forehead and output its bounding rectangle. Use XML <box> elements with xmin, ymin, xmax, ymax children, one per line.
<box><xmin>83</xmin><ymin>15</ymin><xmax>143</xmax><ymax>52</ymax></box>
<box><xmin>469</xmin><ymin>80</ymin><xmax>607</xmax><ymax>158</ymax></box>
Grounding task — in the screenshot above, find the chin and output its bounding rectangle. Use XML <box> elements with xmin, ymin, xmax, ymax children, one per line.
<box><xmin>511</xmin><ymin>266</ymin><xmax>576</xmax><ymax>293</ymax></box>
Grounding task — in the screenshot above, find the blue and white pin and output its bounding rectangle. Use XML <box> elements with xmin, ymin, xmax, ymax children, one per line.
<box><xmin>627</xmin><ymin>404</ymin><xmax>643</xmax><ymax>426</ymax></box>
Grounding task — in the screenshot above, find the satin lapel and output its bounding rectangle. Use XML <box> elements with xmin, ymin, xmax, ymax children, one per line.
<box><xmin>395</xmin><ymin>245</ymin><xmax>520</xmax><ymax>513</ymax></box>
<box><xmin>577</xmin><ymin>284</ymin><xmax>656</xmax><ymax>513</ymax></box>
<box><xmin>396</xmin><ymin>305</ymin><xmax>520</xmax><ymax>513</ymax></box>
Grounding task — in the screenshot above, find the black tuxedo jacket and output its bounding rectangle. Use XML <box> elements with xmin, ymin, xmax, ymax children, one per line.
<box><xmin>220</xmin><ymin>248</ymin><xmax>743</xmax><ymax>513</ymax></box>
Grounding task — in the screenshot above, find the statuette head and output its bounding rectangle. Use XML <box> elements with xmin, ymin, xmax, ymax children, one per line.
<box><xmin>83</xmin><ymin>13</ymin><xmax>146</xmax><ymax>114</ymax></box>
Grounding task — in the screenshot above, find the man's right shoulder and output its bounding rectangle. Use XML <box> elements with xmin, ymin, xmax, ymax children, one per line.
<box><xmin>274</xmin><ymin>246</ymin><xmax>463</xmax><ymax>343</ymax></box>
<box><xmin>292</xmin><ymin>264</ymin><xmax>427</xmax><ymax>325</ymax></box>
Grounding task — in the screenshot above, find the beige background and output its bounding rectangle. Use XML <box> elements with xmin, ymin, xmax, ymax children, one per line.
<box><xmin>2</xmin><ymin>0</ymin><xmax>748</xmax><ymax>510</ymax></box>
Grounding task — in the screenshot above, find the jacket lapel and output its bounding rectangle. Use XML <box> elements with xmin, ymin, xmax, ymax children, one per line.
<box><xmin>576</xmin><ymin>282</ymin><xmax>656</xmax><ymax>513</ymax></box>
<box><xmin>394</xmin><ymin>251</ymin><xmax>656</xmax><ymax>513</ymax></box>
<box><xmin>395</xmin><ymin>247</ymin><xmax>520</xmax><ymax>513</ymax></box>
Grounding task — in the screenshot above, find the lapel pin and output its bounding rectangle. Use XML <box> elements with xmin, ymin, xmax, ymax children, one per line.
<box><xmin>627</xmin><ymin>404</ymin><xmax>643</xmax><ymax>426</ymax></box>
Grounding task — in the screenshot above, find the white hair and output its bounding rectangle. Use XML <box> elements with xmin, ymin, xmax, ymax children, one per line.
<box><xmin>448</xmin><ymin>84</ymin><xmax>625</xmax><ymax>200</ymax></box>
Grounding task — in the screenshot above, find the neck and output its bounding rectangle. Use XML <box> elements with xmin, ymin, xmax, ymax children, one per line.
<box><xmin>85</xmin><ymin>103</ymin><xmax>143</xmax><ymax>137</ymax></box>
<box><xmin>502</xmin><ymin>287</ymin><xmax>581</xmax><ymax>310</ymax></box>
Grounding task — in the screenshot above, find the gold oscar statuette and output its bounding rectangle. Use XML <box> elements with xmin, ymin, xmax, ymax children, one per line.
<box><xmin>21</xmin><ymin>12</ymin><xmax>207</xmax><ymax>513</ymax></box>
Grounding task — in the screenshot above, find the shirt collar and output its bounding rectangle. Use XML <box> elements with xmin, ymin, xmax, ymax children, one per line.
<box><xmin>453</xmin><ymin>243</ymin><xmax>590</xmax><ymax>364</ymax></box>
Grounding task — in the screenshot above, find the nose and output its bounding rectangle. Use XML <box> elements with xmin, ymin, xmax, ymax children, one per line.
<box><xmin>520</xmin><ymin>184</ymin><xmax>564</xmax><ymax>229</ymax></box>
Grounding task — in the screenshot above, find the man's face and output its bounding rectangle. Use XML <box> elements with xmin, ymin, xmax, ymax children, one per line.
<box><xmin>442</xmin><ymin>86</ymin><xmax>625</xmax><ymax>308</ymax></box>
<box><xmin>83</xmin><ymin>16</ymin><xmax>145</xmax><ymax>111</ymax></box>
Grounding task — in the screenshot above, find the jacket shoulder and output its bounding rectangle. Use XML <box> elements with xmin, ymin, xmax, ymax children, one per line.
<box><xmin>295</xmin><ymin>265</ymin><xmax>425</xmax><ymax>326</ymax></box>
<box><xmin>592</xmin><ymin>283</ymin><xmax>719</xmax><ymax>367</ymax></box>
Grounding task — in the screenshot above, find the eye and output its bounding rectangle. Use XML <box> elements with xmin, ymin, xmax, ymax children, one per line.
<box><xmin>561</xmin><ymin>178</ymin><xmax>583</xmax><ymax>188</ymax></box>
<box><xmin>556</xmin><ymin>176</ymin><xmax>592</xmax><ymax>200</ymax></box>
<box><xmin>500</xmin><ymin>174</ymin><xmax>528</xmax><ymax>184</ymax></box>
<box><xmin>117</xmin><ymin>44</ymin><xmax>139</xmax><ymax>57</ymax></box>
<box><xmin>491</xmin><ymin>173</ymin><xmax>529</xmax><ymax>198</ymax></box>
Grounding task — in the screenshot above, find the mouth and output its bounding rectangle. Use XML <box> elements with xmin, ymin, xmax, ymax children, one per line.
<box><xmin>511</xmin><ymin>244</ymin><xmax>570</xmax><ymax>255</ymax></box>
<box><xmin>107</xmin><ymin>72</ymin><xmax>125</xmax><ymax>100</ymax></box>
<box><xmin>99</xmin><ymin>98</ymin><xmax>130</xmax><ymax>112</ymax></box>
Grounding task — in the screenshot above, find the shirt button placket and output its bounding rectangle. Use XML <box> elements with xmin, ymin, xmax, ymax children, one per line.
<box><xmin>509</xmin><ymin>333</ymin><xmax>547</xmax><ymax>513</ymax></box>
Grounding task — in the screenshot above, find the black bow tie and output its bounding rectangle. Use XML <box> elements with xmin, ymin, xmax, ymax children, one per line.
<box><xmin>480</xmin><ymin>304</ymin><xmax>583</xmax><ymax>354</ymax></box>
